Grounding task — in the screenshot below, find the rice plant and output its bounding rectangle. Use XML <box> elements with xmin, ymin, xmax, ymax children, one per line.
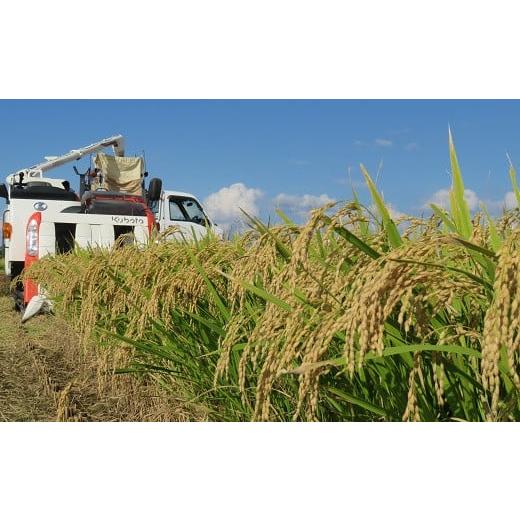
<box><xmin>26</xmin><ymin>132</ymin><xmax>520</xmax><ymax>421</ymax></box>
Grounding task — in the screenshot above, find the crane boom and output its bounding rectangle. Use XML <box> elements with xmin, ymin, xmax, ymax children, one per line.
<box><xmin>6</xmin><ymin>135</ymin><xmax>125</xmax><ymax>184</ymax></box>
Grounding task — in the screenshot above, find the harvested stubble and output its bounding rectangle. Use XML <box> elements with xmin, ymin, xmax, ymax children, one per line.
<box><xmin>25</xmin><ymin>134</ymin><xmax>520</xmax><ymax>421</ymax></box>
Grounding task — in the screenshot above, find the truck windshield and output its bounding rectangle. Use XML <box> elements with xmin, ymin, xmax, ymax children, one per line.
<box><xmin>169</xmin><ymin>197</ymin><xmax>207</xmax><ymax>225</ymax></box>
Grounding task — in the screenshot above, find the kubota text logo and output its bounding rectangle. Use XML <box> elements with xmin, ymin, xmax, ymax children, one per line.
<box><xmin>111</xmin><ymin>216</ymin><xmax>145</xmax><ymax>225</ymax></box>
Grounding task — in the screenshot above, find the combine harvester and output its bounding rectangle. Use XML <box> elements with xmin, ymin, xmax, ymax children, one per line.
<box><xmin>1</xmin><ymin>135</ymin><xmax>220</xmax><ymax>321</ymax></box>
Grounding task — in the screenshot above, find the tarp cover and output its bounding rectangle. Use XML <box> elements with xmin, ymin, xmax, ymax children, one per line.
<box><xmin>93</xmin><ymin>153</ymin><xmax>143</xmax><ymax>195</ymax></box>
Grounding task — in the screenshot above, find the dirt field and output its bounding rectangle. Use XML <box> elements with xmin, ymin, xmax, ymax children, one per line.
<box><xmin>0</xmin><ymin>276</ymin><xmax>73</xmax><ymax>420</ymax></box>
<box><xmin>0</xmin><ymin>275</ymin><xmax>191</xmax><ymax>422</ymax></box>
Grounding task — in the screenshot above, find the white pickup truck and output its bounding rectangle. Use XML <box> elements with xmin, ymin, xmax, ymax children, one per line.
<box><xmin>1</xmin><ymin>135</ymin><xmax>220</xmax><ymax>321</ymax></box>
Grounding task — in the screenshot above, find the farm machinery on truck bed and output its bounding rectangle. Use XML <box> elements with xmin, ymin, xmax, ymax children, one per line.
<box><xmin>0</xmin><ymin>135</ymin><xmax>164</xmax><ymax>322</ymax></box>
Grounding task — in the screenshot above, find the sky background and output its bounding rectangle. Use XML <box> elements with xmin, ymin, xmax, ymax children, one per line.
<box><xmin>2</xmin><ymin>99</ymin><xmax>520</xmax><ymax>228</ymax></box>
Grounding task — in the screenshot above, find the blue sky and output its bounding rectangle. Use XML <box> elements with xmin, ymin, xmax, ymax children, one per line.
<box><xmin>2</xmin><ymin>100</ymin><xmax>520</xmax><ymax>226</ymax></box>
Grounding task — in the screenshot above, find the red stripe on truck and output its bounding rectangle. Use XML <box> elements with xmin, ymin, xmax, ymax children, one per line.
<box><xmin>145</xmin><ymin>206</ymin><xmax>158</xmax><ymax>235</ymax></box>
<box><xmin>24</xmin><ymin>212</ymin><xmax>42</xmax><ymax>304</ymax></box>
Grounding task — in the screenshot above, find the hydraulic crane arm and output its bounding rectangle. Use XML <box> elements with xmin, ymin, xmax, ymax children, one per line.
<box><xmin>6</xmin><ymin>135</ymin><xmax>125</xmax><ymax>184</ymax></box>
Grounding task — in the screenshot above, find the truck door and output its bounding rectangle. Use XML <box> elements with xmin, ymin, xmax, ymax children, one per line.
<box><xmin>164</xmin><ymin>196</ymin><xmax>209</xmax><ymax>239</ymax></box>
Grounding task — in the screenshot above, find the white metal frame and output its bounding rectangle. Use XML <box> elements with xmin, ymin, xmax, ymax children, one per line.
<box><xmin>5</xmin><ymin>134</ymin><xmax>125</xmax><ymax>189</ymax></box>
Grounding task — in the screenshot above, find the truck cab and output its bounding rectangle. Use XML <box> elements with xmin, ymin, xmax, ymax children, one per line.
<box><xmin>152</xmin><ymin>190</ymin><xmax>223</xmax><ymax>240</ymax></box>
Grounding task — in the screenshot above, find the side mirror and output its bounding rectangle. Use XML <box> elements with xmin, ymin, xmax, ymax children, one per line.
<box><xmin>147</xmin><ymin>177</ymin><xmax>162</xmax><ymax>202</ymax></box>
<box><xmin>0</xmin><ymin>184</ymin><xmax>8</xmax><ymax>200</ymax></box>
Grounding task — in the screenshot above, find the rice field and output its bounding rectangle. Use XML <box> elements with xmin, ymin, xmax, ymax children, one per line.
<box><xmin>25</xmin><ymin>133</ymin><xmax>520</xmax><ymax>421</ymax></box>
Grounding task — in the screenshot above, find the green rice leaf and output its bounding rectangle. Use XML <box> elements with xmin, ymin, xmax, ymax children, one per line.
<box><xmin>275</xmin><ymin>208</ymin><xmax>297</xmax><ymax>227</ymax></box>
<box><xmin>240</xmin><ymin>280</ymin><xmax>292</xmax><ymax>312</ymax></box>
<box><xmin>288</xmin><ymin>343</ymin><xmax>483</xmax><ymax>375</ymax></box>
<box><xmin>322</xmin><ymin>216</ymin><xmax>380</xmax><ymax>259</ymax></box>
<box><xmin>508</xmin><ymin>159</ymin><xmax>520</xmax><ymax>209</ymax></box>
<box><xmin>326</xmin><ymin>386</ymin><xmax>389</xmax><ymax>417</ymax></box>
<box><xmin>480</xmin><ymin>202</ymin><xmax>502</xmax><ymax>252</ymax></box>
<box><xmin>448</xmin><ymin>128</ymin><xmax>473</xmax><ymax>239</ymax></box>
<box><xmin>185</xmin><ymin>248</ymin><xmax>230</xmax><ymax>321</ymax></box>
<box><xmin>430</xmin><ymin>203</ymin><xmax>458</xmax><ymax>233</ymax></box>
<box><xmin>450</xmin><ymin>236</ymin><xmax>497</xmax><ymax>259</ymax></box>
<box><xmin>361</xmin><ymin>164</ymin><xmax>402</xmax><ymax>248</ymax></box>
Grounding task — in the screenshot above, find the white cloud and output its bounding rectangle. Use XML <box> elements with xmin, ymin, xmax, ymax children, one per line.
<box><xmin>203</xmin><ymin>183</ymin><xmax>263</xmax><ymax>231</ymax></box>
<box><xmin>463</xmin><ymin>189</ymin><xmax>479</xmax><ymax>211</ymax></box>
<box><xmin>424</xmin><ymin>188</ymin><xmax>480</xmax><ymax>211</ymax></box>
<box><xmin>405</xmin><ymin>142</ymin><xmax>419</xmax><ymax>151</ymax></box>
<box><xmin>374</xmin><ymin>138</ymin><xmax>393</xmax><ymax>147</ymax></box>
<box><xmin>504</xmin><ymin>191</ymin><xmax>517</xmax><ymax>210</ymax></box>
<box><xmin>273</xmin><ymin>193</ymin><xmax>336</xmax><ymax>219</ymax></box>
<box><xmin>425</xmin><ymin>189</ymin><xmax>520</xmax><ymax>215</ymax></box>
<box><xmin>486</xmin><ymin>191</ymin><xmax>519</xmax><ymax>213</ymax></box>
<box><xmin>424</xmin><ymin>188</ymin><xmax>450</xmax><ymax>209</ymax></box>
